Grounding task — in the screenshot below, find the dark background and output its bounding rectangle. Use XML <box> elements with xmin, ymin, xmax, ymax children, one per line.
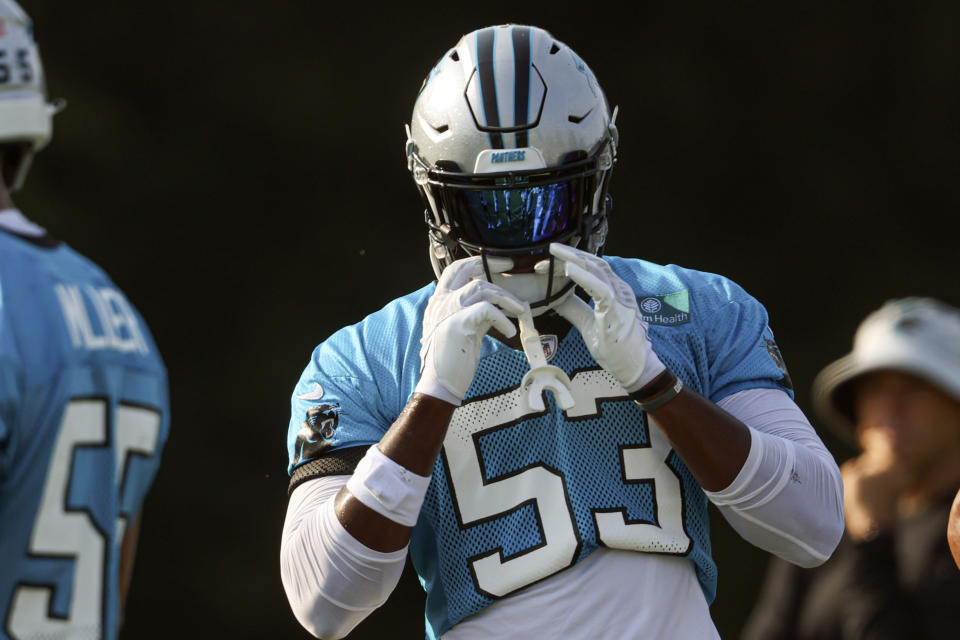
<box><xmin>15</xmin><ymin>2</ymin><xmax>960</xmax><ymax>637</ymax></box>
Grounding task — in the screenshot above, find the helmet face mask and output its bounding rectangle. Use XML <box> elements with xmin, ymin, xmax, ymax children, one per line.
<box><xmin>407</xmin><ymin>24</ymin><xmax>617</xmax><ymax>313</ymax></box>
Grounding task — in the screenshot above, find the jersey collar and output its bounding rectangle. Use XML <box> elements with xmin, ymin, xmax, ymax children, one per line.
<box><xmin>0</xmin><ymin>208</ymin><xmax>60</xmax><ymax>247</ymax></box>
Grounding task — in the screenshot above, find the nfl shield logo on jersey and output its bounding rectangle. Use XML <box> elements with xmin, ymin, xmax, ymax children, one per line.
<box><xmin>540</xmin><ymin>334</ymin><xmax>558</xmax><ymax>363</ymax></box>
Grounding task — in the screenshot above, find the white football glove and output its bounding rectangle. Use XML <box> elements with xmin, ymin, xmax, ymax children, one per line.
<box><xmin>544</xmin><ymin>243</ymin><xmax>665</xmax><ymax>393</ymax></box>
<box><xmin>415</xmin><ymin>256</ymin><xmax>526</xmax><ymax>405</ymax></box>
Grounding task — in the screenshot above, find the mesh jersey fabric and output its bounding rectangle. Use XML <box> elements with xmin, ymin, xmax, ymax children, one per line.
<box><xmin>286</xmin><ymin>255</ymin><xmax>792</xmax><ymax>639</ymax></box>
<box><xmin>0</xmin><ymin>226</ymin><xmax>170</xmax><ymax>640</ymax></box>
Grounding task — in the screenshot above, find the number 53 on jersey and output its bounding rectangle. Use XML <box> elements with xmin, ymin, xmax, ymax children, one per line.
<box><xmin>438</xmin><ymin>367</ymin><xmax>695</xmax><ymax>599</ymax></box>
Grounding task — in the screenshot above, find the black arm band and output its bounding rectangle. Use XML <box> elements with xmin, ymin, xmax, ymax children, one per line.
<box><xmin>288</xmin><ymin>445</ymin><xmax>370</xmax><ymax>497</ymax></box>
<box><xmin>629</xmin><ymin>370</ymin><xmax>684</xmax><ymax>412</ymax></box>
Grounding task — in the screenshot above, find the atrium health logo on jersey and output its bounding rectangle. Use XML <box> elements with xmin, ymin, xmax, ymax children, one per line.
<box><xmin>640</xmin><ymin>297</ymin><xmax>662</xmax><ymax>314</ymax></box>
<box><xmin>638</xmin><ymin>290</ymin><xmax>691</xmax><ymax>326</ymax></box>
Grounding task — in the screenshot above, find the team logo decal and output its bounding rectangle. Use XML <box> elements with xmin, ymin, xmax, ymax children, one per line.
<box><xmin>764</xmin><ymin>336</ymin><xmax>794</xmax><ymax>390</ymax></box>
<box><xmin>540</xmin><ymin>334</ymin><xmax>558</xmax><ymax>363</ymax></box>
<box><xmin>637</xmin><ymin>290</ymin><xmax>691</xmax><ymax>326</ymax></box>
<box><xmin>292</xmin><ymin>403</ymin><xmax>340</xmax><ymax>464</ymax></box>
<box><xmin>895</xmin><ymin>317</ymin><xmax>921</xmax><ymax>333</ymax></box>
<box><xmin>491</xmin><ymin>150</ymin><xmax>526</xmax><ymax>163</ymax></box>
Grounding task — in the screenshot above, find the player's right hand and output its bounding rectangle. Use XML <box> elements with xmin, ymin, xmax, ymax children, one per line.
<box><xmin>414</xmin><ymin>256</ymin><xmax>526</xmax><ymax>405</ymax></box>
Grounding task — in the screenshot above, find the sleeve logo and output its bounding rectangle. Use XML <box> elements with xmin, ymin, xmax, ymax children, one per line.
<box><xmin>291</xmin><ymin>404</ymin><xmax>340</xmax><ymax>465</ymax></box>
<box><xmin>764</xmin><ymin>337</ymin><xmax>794</xmax><ymax>390</ymax></box>
<box><xmin>296</xmin><ymin>382</ymin><xmax>325</xmax><ymax>400</ymax></box>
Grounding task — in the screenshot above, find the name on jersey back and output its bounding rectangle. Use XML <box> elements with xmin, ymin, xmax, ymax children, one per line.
<box><xmin>53</xmin><ymin>283</ymin><xmax>150</xmax><ymax>355</ymax></box>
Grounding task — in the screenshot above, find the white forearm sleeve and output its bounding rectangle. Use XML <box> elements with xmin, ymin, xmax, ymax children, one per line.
<box><xmin>706</xmin><ymin>388</ymin><xmax>844</xmax><ymax>567</ymax></box>
<box><xmin>280</xmin><ymin>476</ymin><xmax>407</xmax><ymax>639</ymax></box>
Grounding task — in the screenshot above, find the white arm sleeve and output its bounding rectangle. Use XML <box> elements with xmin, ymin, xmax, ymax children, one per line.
<box><xmin>706</xmin><ymin>388</ymin><xmax>845</xmax><ymax>567</ymax></box>
<box><xmin>280</xmin><ymin>476</ymin><xmax>408</xmax><ymax>640</ymax></box>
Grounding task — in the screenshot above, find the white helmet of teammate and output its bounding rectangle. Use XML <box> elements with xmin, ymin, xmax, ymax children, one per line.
<box><xmin>0</xmin><ymin>0</ymin><xmax>62</xmax><ymax>190</ymax></box>
<box><xmin>406</xmin><ymin>24</ymin><xmax>618</xmax><ymax>315</ymax></box>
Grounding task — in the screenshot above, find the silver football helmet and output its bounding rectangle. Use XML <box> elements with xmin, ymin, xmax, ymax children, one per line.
<box><xmin>406</xmin><ymin>24</ymin><xmax>618</xmax><ymax>314</ymax></box>
<box><xmin>0</xmin><ymin>0</ymin><xmax>62</xmax><ymax>190</ymax></box>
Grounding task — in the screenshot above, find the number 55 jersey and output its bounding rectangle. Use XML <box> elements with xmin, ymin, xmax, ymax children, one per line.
<box><xmin>287</xmin><ymin>255</ymin><xmax>792</xmax><ymax>640</ymax></box>
<box><xmin>0</xmin><ymin>215</ymin><xmax>170</xmax><ymax>640</ymax></box>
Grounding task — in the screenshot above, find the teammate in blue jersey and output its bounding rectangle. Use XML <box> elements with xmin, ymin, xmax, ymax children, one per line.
<box><xmin>0</xmin><ymin>3</ymin><xmax>170</xmax><ymax>638</ymax></box>
<box><xmin>281</xmin><ymin>24</ymin><xmax>844</xmax><ymax>639</ymax></box>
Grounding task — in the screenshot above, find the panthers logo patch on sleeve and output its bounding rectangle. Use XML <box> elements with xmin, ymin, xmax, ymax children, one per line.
<box><xmin>292</xmin><ymin>404</ymin><xmax>340</xmax><ymax>465</ymax></box>
<box><xmin>764</xmin><ymin>337</ymin><xmax>794</xmax><ymax>390</ymax></box>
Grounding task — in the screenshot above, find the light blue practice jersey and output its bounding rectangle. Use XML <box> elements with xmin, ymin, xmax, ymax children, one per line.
<box><xmin>286</xmin><ymin>256</ymin><xmax>792</xmax><ymax>639</ymax></box>
<box><xmin>0</xmin><ymin>228</ymin><xmax>170</xmax><ymax>640</ymax></box>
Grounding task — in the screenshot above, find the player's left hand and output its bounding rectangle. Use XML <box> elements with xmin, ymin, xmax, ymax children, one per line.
<box><xmin>543</xmin><ymin>243</ymin><xmax>665</xmax><ymax>393</ymax></box>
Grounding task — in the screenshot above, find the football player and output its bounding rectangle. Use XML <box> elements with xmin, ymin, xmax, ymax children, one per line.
<box><xmin>281</xmin><ymin>24</ymin><xmax>843</xmax><ymax>639</ymax></box>
<box><xmin>0</xmin><ymin>2</ymin><xmax>170</xmax><ymax>638</ymax></box>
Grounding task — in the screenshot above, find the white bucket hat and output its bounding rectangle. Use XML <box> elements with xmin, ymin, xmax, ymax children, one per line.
<box><xmin>812</xmin><ymin>298</ymin><xmax>960</xmax><ymax>441</ymax></box>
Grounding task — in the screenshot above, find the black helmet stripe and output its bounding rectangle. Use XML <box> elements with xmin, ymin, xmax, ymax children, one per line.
<box><xmin>475</xmin><ymin>27</ymin><xmax>504</xmax><ymax>149</ymax></box>
<box><xmin>512</xmin><ymin>26</ymin><xmax>531</xmax><ymax>149</ymax></box>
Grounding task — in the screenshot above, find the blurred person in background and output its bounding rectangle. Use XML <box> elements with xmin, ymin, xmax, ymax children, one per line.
<box><xmin>280</xmin><ymin>24</ymin><xmax>843</xmax><ymax>639</ymax></box>
<box><xmin>743</xmin><ymin>298</ymin><xmax>960</xmax><ymax>639</ymax></box>
<box><xmin>0</xmin><ymin>2</ymin><xmax>170</xmax><ymax>638</ymax></box>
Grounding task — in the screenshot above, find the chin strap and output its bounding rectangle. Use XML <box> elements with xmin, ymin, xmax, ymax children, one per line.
<box><xmin>479</xmin><ymin>249</ymin><xmax>494</xmax><ymax>283</ymax></box>
<box><xmin>425</xmin><ymin>209</ymin><xmax>467</xmax><ymax>278</ymax></box>
<box><xmin>545</xmin><ymin>254</ymin><xmax>556</xmax><ymax>303</ymax></box>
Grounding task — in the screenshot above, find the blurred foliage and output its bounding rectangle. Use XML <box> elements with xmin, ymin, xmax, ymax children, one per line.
<box><xmin>13</xmin><ymin>2</ymin><xmax>960</xmax><ymax>638</ymax></box>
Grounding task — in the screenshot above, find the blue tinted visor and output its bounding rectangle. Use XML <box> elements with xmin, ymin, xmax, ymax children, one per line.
<box><xmin>452</xmin><ymin>181</ymin><xmax>581</xmax><ymax>248</ymax></box>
